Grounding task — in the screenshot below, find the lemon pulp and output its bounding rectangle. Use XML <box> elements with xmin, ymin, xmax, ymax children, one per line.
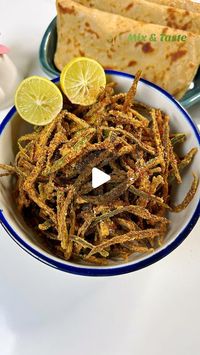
<box><xmin>60</xmin><ymin>57</ymin><xmax>106</xmax><ymax>106</ymax></box>
<box><xmin>15</xmin><ymin>76</ymin><xmax>63</xmax><ymax>125</ymax></box>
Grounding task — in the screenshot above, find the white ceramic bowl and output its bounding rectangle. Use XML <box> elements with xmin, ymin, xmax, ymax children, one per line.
<box><xmin>0</xmin><ymin>71</ymin><xmax>199</xmax><ymax>276</ymax></box>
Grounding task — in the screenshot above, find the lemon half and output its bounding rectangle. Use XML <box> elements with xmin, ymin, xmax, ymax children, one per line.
<box><xmin>15</xmin><ymin>76</ymin><xmax>63</xmax><ymax>126</ymax></box>
<box><xmin>60</xmin><ymin>57</ymin><xmax>106</xmax><ymax>106</ymax></box>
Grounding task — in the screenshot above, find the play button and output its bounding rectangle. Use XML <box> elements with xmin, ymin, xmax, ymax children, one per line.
<box><xmin>92</xmin><ymin>167</ymin><xmax>111</xmax><ymax>189</ymax></box>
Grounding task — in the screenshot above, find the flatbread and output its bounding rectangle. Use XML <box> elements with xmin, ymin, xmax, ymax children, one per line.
<box><xmin>145</xmin><ymin>0</ymin><xmax>200</xmax><ymax>13</ymax></box>
<box><xmin>76</xmin><ymin>0</ymin><xmax>200</xmax><ymax>34</ymax></box>
<box><xmin>55</xmin><ymin>0</ymin><xmax>200</xmax><ymax>98</ymax></box>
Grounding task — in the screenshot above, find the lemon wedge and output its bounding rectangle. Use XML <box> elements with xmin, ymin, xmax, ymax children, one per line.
<box><xmin>15</xmin><ymin>76</ymin><xmax>63</xmax><ymax>125</ymax></box>
<box><xmin>60</xmin><ymin>57</ymin><xmax>106</xmax><ymax>106</ymax></box>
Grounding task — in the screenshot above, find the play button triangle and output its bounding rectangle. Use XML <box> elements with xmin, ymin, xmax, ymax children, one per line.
<box><xmin>92</xmin><ymin>167</ymin><xmax>111</xmax><ymax>189</ymax></box>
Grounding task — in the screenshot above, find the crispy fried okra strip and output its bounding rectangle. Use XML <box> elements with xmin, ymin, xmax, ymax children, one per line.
<box><xmin>123</xmin><ymin>70</ymin><xmax>142</xmax><ymax>112</ymax></box>
<box><xmin>57</xmin><ymin>187</ymin><xmax>74</xmax><ymax>258</ymax></box>
<box><xmin>86</xmin><ymin>229</ymin><xmax>161</xmax><ymax>258</ymax></box>
<box><xmin>129</xmin><ymin>185</ymin><xmax>170</xmax><ymax>209</ymax></box>
<box><xmin>0</xmin><ymin>164</ymin><xmax>17</xmax><ymax>176</ymax></box>
<box><xmin>151</xmin><ymin>109</ymin><xmax>165</xmax><ymax>171</ymax></box>
<box><xmin>171</xmin><ymin>174</ymin><xmax>199</xmax><ymax>212</ymax></box>
<box><xmin>23</xmin><ymin>150</ymin><xmax>57</xmax><ymax>224</ymax></box>
<box><xmin>169</xmin><ymin>148</ymin><xmax>198</xmax><ymax>184</ymax></box>
<box><xmin>78</xmin><ymin>205</ymin><xmax>169</xmax><ymax>237</ymax></box>
<box><xmin>44</xmin><ymin>128</ymin><xmax>96</xmax><ymax>175</ymax></box>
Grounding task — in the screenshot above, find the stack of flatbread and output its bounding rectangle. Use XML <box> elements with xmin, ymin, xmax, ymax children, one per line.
<box><xmin>54</xmin><ymin>0</ymin><xmax>200</xmax><ymax>98</ymax></box>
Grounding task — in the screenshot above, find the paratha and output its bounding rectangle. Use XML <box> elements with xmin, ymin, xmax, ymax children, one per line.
<box><xmin>76</xmin><ymin>0</ymin><xmax>200</xmax><ymax>34</ymax></box>
<box><xmin>55</xmin><ymin>0</ymin><xmax>200</xmax><ymax>98</ymax></box>
<box><xmin>145</xmin><ymin>0</ymin><xmax>200</xmax><ymax>13</ymax></box>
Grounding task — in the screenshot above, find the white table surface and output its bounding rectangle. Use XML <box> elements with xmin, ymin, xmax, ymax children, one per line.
<box><xmin>0</xmin><ymin>1</ymin><xmax>200</xmax><ymax>355</ymax></box>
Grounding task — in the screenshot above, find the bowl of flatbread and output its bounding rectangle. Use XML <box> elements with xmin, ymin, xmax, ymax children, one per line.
<box><xmin>39</xmin><ymin>0</ymin><xmax>200</xmax><ymax>107</ymax></box>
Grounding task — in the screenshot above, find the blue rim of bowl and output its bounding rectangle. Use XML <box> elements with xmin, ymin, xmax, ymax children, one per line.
<box><xmin>0</xmin><ymin>71</ymin><xmax>200</xmax><ymax>277</ymax></box>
